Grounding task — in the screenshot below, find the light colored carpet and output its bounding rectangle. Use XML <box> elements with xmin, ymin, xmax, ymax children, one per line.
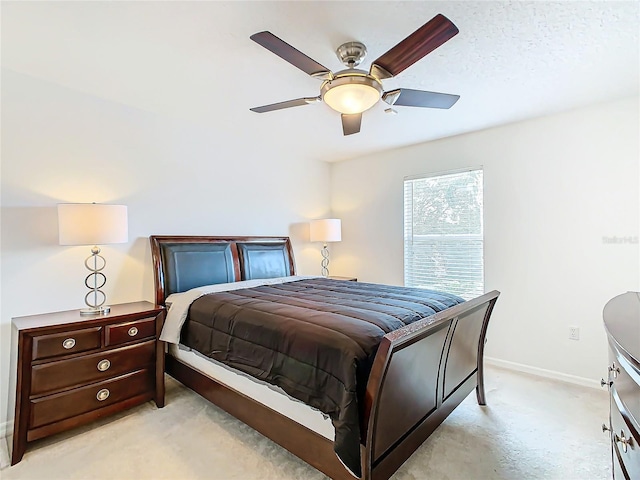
<box><xmin>0</xmin><ymin>366</ymin><xmax>611</xmax><ymax>480</ymax></box>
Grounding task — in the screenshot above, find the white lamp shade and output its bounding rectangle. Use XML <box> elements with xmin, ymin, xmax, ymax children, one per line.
<box><xmin>310</xmin><ymin>219</ymin><xmax>342</xmax><ymax>243</ymax></box>
<box><xmin>58</xmin><ymin>204</ymin><xmax>128</xmax><ymax>246</ymax></box>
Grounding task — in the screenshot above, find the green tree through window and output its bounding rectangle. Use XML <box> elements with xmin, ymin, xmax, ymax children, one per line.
<box><xmin>404</xmin><ymin>169</ymin><xmax>484</xmax><ymax>299</ymax></box>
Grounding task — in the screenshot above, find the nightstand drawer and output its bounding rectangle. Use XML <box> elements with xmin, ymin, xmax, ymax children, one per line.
<box><xmin>32</xmin><ymin>327</ymin><xmax>102</xmax><ymax>361</ymax></box>
<box><xmin>105</xmin><ymin>316</ymin><xmax>156</xmax><ymax>346</ymax></box>
<box><xmin>29</xmin><ymin>369</ymin><xmax>153</xmax><ymax>429</ymax></box>
<box><xmin>31</xmin><ymin>340</ymin><xmax>156</xmax><ymax>396</ymax></box>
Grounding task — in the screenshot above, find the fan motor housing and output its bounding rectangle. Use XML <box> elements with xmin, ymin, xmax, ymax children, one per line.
<box><xmin>336</xmin><ymin>41</ymin><xmax>367</xmax><ymax>68</ymax></box>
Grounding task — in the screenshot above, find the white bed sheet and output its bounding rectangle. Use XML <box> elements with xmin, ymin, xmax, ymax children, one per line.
<box><xmin>169</xmin><ymin>344</ymin><xmax>335</xmax><ymax>440</ymax></box>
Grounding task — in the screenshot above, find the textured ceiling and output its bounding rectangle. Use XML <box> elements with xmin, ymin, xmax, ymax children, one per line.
<box><xmin>2</xmin><ymin>1</ymin><xmax>638</xmax><ymax>162</ymax></box>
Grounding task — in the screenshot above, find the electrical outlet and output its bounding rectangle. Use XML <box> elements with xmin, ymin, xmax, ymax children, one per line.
<box><xmin>569</xmin><ymin>326</ymin><xmax>580</xmax><ymax>341</ymax></box>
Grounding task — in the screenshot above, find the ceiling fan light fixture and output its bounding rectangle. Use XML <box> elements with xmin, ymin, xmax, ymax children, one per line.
<box><xmin>250</xmin><ymin>14</ymin><xmax>461</xmax><ymax>134</ymax></box>
<box><xmin>321</xmin><ymin>74</ymin><xmax>382</xmax><ymax>115</ymax></box>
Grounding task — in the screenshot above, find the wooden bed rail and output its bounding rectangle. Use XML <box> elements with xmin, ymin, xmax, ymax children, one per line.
<box><xmin>362</xmin><ymin>290</ymin><xmax>500</xmax><ymax>480</ymax></box>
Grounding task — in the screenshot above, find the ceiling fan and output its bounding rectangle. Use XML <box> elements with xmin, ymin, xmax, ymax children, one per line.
<box><xmin>250</xmin><ymin>14</ymin><xmax>460</xmax><ymax>136</ymax></box>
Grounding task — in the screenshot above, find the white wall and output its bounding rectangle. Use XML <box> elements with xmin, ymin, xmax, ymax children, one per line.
<box><xmin>330</xmin><ymin>97</ymin><xmax>640</xmax><ymax>384</ymax></box>
<box><xmin>0</xmin><ymin>69</ymin><xmax>331</xmax><ymax>434</ymax></box>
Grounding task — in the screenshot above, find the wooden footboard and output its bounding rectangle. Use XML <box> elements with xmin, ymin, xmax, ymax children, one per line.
<box><xmin>362</xmin><ymin>290</ymin><xmax>499</xmax><ymax>479</ymax></box>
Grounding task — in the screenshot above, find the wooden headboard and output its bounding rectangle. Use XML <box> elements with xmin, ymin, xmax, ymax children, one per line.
<box><xmin>150</xmin><ymin>236</ymin><xmax>296</xmax><ymax>306</ymax></box>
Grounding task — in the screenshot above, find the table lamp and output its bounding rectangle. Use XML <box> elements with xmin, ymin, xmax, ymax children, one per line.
<box><xmin>309</xmin><ymin>219</ymin><xmax>342</xmax><ymax>277</ymax></box>
<box><xmin>58</xmin><ymin>203</ymin><xmax>128</xmax><ymax>315</ymax></box>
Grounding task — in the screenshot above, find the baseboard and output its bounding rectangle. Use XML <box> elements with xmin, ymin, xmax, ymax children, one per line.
<box><xmin>485</xmin><ymin>356</ymin><xmax>601</xmax><ymax>389</ymax></box>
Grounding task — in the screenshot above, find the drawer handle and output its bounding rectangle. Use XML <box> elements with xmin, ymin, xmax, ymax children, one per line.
<box><xmin>96</xmin><ymin>388</ymin><xmax>110</xmax><ymax>401</ymax></box>
<box><xmin>62</xmin><ymin>338</ymin><xmax>76</xmax><ymax>349</ymax></box>
<box><xmin>608</xmin><ymin>363</ymin><xmax>620</xmax><ymax>378</ymax></box>
<box><xmin>600</xmin><ymin>378</ymin><xmax>612</xmax><ymax>388</ymax></box>
<box><xmin>128</xmin><ymin>327</ymin><xmax>139</xmax><ymax>337</ymax></box>
<box><xmin>615</xmin><ymin>430</ymin><xmax>633</xmax><ymax>454</ymax></box>
<box><xmin>97</xmin><ymin>359</ymin><xmax>111</xmax><ymax>372</ymax></box>
<box><xmin>602</xmin><ymin>423</ymin><xmax>611</xmax><ymax>433</ymax></box>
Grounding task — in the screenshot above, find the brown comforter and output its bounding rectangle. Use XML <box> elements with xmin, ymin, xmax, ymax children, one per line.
<box><xmin>180</xmin><ymin>278</ymin><xmax>464</xmax><ymax>476</ymax></box>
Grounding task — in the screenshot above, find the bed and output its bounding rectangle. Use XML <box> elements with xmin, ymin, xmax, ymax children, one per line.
<box><xmin>150</xmin><ymin>235</ymin><xmax>499</xmax><ymax>480</ymax></box>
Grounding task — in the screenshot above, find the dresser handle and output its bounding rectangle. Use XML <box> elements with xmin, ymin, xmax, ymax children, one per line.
<box><xmin>128</xmin><ymin>327</ymin><xmax>138</xmax><ymax>337</ymax></box>
<box><xmin>96</xmin><ymin>388</ymin><xmax>110</xmax><ymax>401</ymax></box>
<box><xmin>62</xmin><ymin>338</ymin><xmax>76</xmax><ymax>349</ymax></box>
<box><xmin>97</xmin><ymin>359</ymin><xmax>111</xmax><ymax>372</ymax></box>
<box><xmin>600</xmin><ymin>378</ymin><xmax>612</xmax><ymax>388</ymax></box>
<box><xmin>608</xmin><ymin>364</ymin><xmax>620</xmax><ymax>378</ymax></box>
<box><xmin>615</xmin><ymin>431</ymin><xmax>633</xmax><ymax>454</ymax></box>
<box><xmin>602</xmin><ymin>423</ymin><xmax>611</xmax><ymax>433</ymax></box>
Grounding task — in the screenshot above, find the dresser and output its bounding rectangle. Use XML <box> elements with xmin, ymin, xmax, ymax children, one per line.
<box><xmin>602</xmin><ymin>292</ymin><xmax>640</xmax><ymax>479</ymax></box>
<box><xmin>6</xmin><ymin>301</ymin><xmax>165</xmax><ymax>465</ymax></box>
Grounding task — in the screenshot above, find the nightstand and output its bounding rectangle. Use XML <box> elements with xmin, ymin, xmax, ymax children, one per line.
<box><xmin>6</xmin><ymin>301</ymin><xmax>165</xmax><ymax>465</ymax></box>
<box><xmin>328</xmin><ymin>276</ymin><xmax>357</xmax><ymax>282</ymax></box>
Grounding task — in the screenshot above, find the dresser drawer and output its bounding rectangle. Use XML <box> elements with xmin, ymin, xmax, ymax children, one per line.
<box><xmin>613</xmin><ymin>449</ymin><xmax>627</xmax><ymax>480</ymax></box>
<box><xmin>32</xmin><ymin>327</ymin><xmax>102</xmax><ymax>361</ymax></box>
<box><xmin>29</xmin><ymin>369</ymin><xmax>153</xmax><ymax>429</ymax></box>
<box><xmin>105</xmin><ymin>316</ymin><xmax>156</xmax><ymax>347</ymax></box>
<box><xmin>31</xmin><ymin>340</ymin><xmax>156</xmax><ymax>396</ymax></box>
<box><xmin>613</xmin><ymin>361</ymin><xmax>640</xmax><ymax>427</ymax></box>
<box><xmin>611</xmin><ymin>388</ymin><xmax>640</xmax><ymax>480</ymax></box>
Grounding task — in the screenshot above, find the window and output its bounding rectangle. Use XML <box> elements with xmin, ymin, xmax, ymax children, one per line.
<box><xmin>403</xmin><ymin>168</ymin><xmax>484</xmax><ymax>300</ymax></box>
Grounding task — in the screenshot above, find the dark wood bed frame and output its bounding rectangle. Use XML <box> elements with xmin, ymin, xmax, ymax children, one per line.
<box><xmin>150</xmin><ymin>235</ymin><xmax>500</xmax><ymax>480</ymax></box>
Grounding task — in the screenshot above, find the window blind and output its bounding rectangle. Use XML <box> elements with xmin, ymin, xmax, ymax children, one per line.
<box><xmin>404</xmin><ymin>169</ymin><xmax>484</xmax><ymax>300</ymax></box>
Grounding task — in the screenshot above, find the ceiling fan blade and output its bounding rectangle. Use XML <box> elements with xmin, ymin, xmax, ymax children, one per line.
<box><xmin>341</xmin><ymin>113</ymin><xmax>362</xmax><ymax>136</ymax></box>
<box><xmin>251</xmin><ymin>31</ymin><xmax>333</xmax><ymax>80</ymax></box>
<box><xmin>383</xmin><ymin>88</ymin><xmax>460</xmax><ymax>109</ymax></box>
<box><xmin>370</xmin><ymin>14</ymin><xmax>459</xmax><ymax>80</ymax></box>
<box><xmin>250</xmin><ymin>97</ymin><xmax>320</xmax><ymax>113</ymax></box>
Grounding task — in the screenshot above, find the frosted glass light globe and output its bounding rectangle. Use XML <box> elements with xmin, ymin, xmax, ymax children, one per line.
<box><xmin>321</xmin><ymin>74</ymin><xmax>382</xmax><ymax>114</ymax></box>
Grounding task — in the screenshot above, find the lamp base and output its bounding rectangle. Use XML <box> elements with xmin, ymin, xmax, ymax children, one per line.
<box><xmin>80</xmin><ymin>306</ymin><xmax>111</xmax><ymax>316</ymax></box>
<box><xmin>321</xmin><ymin>243</ymin><xmax>330</xmax><ymax>277</ymax></box>
<box><xmin>81</xmin><ymin>246</ymin><xmax>110</xmax><ymax>316</ymax></box>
